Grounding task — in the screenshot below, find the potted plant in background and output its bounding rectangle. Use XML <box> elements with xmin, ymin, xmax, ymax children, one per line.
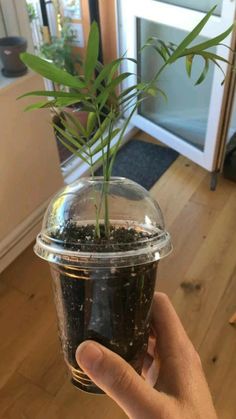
<box><xmin>40</xmin><ymin>16</ymin><xmax>87</xmax><ymax>157</ymax></box>
<box><xmin>26</xmin><ymin>2</ymin><xmax>37</xmax><ymax>24</ymax></box>
<box><xmin>40</xmin><ymin>18</ymin><xmax>81</xmax><ymax>77</ymax></box>
<box><xmin>19</xmin><ymin>7</ymin><xmax>234</xmax><ymax>394</ymax></box>
<box><xmin>0</xmin><ymin>36</ymin><xmax>28</xmax><ymax>77</ymax></box>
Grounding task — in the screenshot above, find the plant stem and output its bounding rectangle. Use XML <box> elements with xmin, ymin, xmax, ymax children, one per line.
<box><xmin>90</xmin><ymin>157</ymin><xmax>101</xmax><ymax>239</ymax></box>
<box><xmin>103</xmin><ymin>116</ymin><xmax>114</xmax><ymax>238</ymax></box>
<box><xmin>108</xmin><ymin>104</ymin><xmax>138</xmax><ymax>178</ymax></box>
<box><xmin>103</xmin><ymin>180</ymin><xmax>110</xmax><ymax>238</ymax></box>
<box><xmin>153</xmin><ymin>62</ymin><xmax>168</xmax><ymax>81</ymax></box>
<box><xmin>92</xmin><ymin>105</ymin><xmax>111</xmax><ymax>239</ymax></box>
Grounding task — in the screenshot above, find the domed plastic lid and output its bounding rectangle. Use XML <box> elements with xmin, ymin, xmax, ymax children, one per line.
<box><xmin>34</xmin><ymin>177</ymin><xmax>172</xmax><ymax>267</ymax></box>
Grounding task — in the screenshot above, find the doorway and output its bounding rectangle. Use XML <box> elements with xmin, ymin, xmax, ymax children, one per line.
<box><xmin>117</xmin><ymin>0</ymin><xmax>236</xmax><ymax>172</ymax></box>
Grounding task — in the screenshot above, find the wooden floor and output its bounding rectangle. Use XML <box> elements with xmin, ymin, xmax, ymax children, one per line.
<box><xmin>1</xmin><ymin>134</ymin><xmax>236</xmax><ymax>418</ymax></box>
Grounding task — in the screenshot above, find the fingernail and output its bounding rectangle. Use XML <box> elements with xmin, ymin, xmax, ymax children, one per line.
<box><xmin>76</xmin><ymin>341</ymin><xmax>103</xmax><ymax>372</ymax></box>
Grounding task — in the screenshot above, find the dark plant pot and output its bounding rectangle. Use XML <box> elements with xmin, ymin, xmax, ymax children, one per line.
<box><xmin>34</xmin><ymin>177</ymin><xmax>172</xmax><ymax>394</ymax></box>
<box><xmin>0</xmin><ymin>36</ymin><xmax>27</xmax><ymax>77</ymax></box>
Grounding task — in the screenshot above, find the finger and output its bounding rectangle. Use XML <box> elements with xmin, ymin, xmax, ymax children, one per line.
<box><xmin>146</xmin><ymin>359</ymin><xmax>160</xmax><ymax>388</ymax></box>
<box><xmin>142</xmin><ymin>352</ymin><xmax>154</xmax><ymax>378</ymax></box>
<box><xmin>152</xmin><ymin>293</ymin><xmax>200</xmax><ymax>395</ymax></box>
<box><xmin>147</xmin><ymin>335</ymin><xmax>156</xmax><ymax>358</ymax></box>
<box><xmin>142</xmin><ymin>353</ymin><xmax>160</xmax><ymax>388</ymax></box>
<box><xmin>76</xmin><ymin>341</ymin><xmax>165</xmax><ymax>419</ymax></box>
<box><xmin>152</xmin><ymin>292</ymin><xmax>196</xmax><ymax>361</ymax></box>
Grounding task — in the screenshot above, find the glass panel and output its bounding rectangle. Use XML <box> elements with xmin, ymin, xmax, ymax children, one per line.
<box><xmin>137</xmin><ymin>19</ymin><xmax>216</xmax><ymax>151</ymax></box>
<box><xmin>154</xmin><ymin>0</ymin><xmax>223</xmax><ymax>16</ymax></box>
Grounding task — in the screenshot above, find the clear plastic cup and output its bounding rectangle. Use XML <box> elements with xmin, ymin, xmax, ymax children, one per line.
<box><xmin>34</xmin><ymin>177</ymin><xmax>172</xmax><ymax>393</ymax></box>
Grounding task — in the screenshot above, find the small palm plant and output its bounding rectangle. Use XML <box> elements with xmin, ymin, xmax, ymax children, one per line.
<box><xmin>20</xmin><ymin>6</ymin><xmax>234</xmax><ymax>239</ymax></box>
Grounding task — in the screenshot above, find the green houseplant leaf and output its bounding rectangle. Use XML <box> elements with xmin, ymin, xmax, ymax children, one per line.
<box><xmin>18</xmin><ymin>90</ymin><xmax>84</xmax><ymax>100</ymax></box>
<box><xmin>168</xmin><ymin>5</ymin><xmax>217</xmax><ymax>63</ymax></box>
<box><xmin>184</xmin><ymin>24</ymin><xmax>235</xmax><ymax>55</ymax></box>
<box><xmin>84</xmin><ymin>21</ymin><xmax>99</xmax><ymax>81</ymax></box>
<box><xmin>20</xmin><ymin>53</ymin><xmax>85</xmax><ymax>89</ymax></box>
<box><xmin>195</xmin><ymin>58</ymin><xmax>210</xmax><ymax>85</ymax></box>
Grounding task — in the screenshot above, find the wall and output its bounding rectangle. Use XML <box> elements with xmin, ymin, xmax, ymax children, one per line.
<box><xmin>0</xmin><ymin>73</ymin><xmax>63</xmax><ymax>245</ymax></box>
<box><xmin>0</xmin><ymin>5</ymin><xmax>6</xmax><ymax>37</ymax></box>
<box><xmin>0</xmin><ymin>0</ymin><xmax>34</xmax><ymax>53</ymax></box>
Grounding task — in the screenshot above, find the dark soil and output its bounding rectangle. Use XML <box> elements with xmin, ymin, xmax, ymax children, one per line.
<box><xmin>50</xmin><ymin>223</ymin><xmax>158</xmax><ymax>393</ymax></box>
<box><xmin>50</xmin><ymin>222</ymin><xmax>159</xmax><ymax>252</ymax></box>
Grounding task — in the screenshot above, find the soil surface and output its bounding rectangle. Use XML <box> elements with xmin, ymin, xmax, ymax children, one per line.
<box><xmin>50</xmin><ymin>222</ymin><xmax>159</xmax><ymax>252</ymax></box>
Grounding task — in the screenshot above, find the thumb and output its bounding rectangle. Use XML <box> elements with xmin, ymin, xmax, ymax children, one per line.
<box><xmin>76</xmin><ymin>341</ymin><xmax>163</xmax><ymax>418</ymax></box>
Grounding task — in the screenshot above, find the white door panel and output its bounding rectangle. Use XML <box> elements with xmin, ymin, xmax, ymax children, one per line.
<box><xmin>118</xmin><ymin>0</ymin><xmax>236</xmax><ymax>171</ymax></box>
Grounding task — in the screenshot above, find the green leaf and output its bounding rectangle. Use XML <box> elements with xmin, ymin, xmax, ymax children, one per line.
<box><xmin>208</xmin><ymin>58</ymin><xmax>226</xmax><ymax>84</ymax></box>
<box><xmin>119</xmin><ymin>82</ymin><xmax>167</xmax><ymax>106</ymax></box>
<box><xmin>108</xmin><ymin>105</ymin><xmax>138</xmax><ymax>177</ymax></box>
<box><xmin>20</xmin><ymin>53</ymin><xmax>85</xmax><ymax>89</ymax></box>
<box><xmin>118</xmin><ymin>84</ymin><xmax>140</xmax><ymax>99</ymax></box>
<box><xmin>119</xmin><ymin>91</ymin><xmax>139</xmax><ymax>106</ymax></box>
<box><xmin>168</xmin><ymin>41</ymin><xmax>177</xmax><ymax>52</ymax></box>
<box><xmin>157</xmin><ymin>40</ymin><xmax>172</xmax><ymax>58</ymax></box>
<box><xmin>53</xmin><ymin>124</ymin><xmax>89</xmax><ymax>163</ymax></box>
<box><xmin>60</xmin><ymin>118</ymin><xmax>88</xmax><ymax>148</ymax></box>
<box><xmin>122</xmin><ymin>96</ymin><xmax>146</xmax><ymax>114</ymax></box>
<box><xmin>86</xmin><ymin>112</ymin><xmax>97</xmax><ymax>135</ymax></box>
<box><xmin>63</xmin><ymin>111</ymin><xmax>87</xmax><ymax>136</ymax></box>
<box><xmin>143</xmin><ymin>38</ymin><xmax>172</xmax><ymax>62</ymax></box>
<box><xmin>24</xmin><ymin>100</ymin><xmax>56</xmax><ymax>111</ymax></box>
<box><xmin>95</xmin><ymin>143</ymin><xmax>117</xmax><ymax>166</ymax></box>
<box><xmin>154</xmin><ymin>87</ymin><xmax>168</xmax><ymax>102</ymax></box>
<box><xmin>54</xmin><ymin>98</ymin><xmax>82</xmax><ymax>108</ymax></box>
<box><xmin>87</xmin><ymin>115</ymin><xmax>111</xmax><ymax>147</ymax></box>
<box><xmin>106</xmin><ymin>56</ymin><xmax>137</xmax><ymax>84</ymax></box>
<box><xmin>92</xmin><ymin>60</ymin><xmax>119</xmax><ymax>92</ymax></box>
<box><xmin>97</xmin><ymin>72</ymin><xmax>133</xmax><ymax>109</ymax></box>
<box><xmin>145</xmin><ymin>86</ymin><xmax>157</xmax><ymax>96</ymax></box>
<box><xmin>53</xmin><ymin>123</ymin><xmax>81</xmax><ymax>148</ymax></box>
<box><xmin>195</xmin><ymin>58</ymin><xmax>209</xmax><ymax>85</ymax></box>
<box><xmin>184</xmin><ymin>24</ymin><xmax>235</xmax><ymax>55</ymax></box>
<box><xmin>186</xmin><ymin>54</ymin><xmax>194</xmax><ymax>78</ymax></box>
<box><xmin>168</xmin><ymin>6</ymin><xmax>217</xmax><ymax>63</ymax></box>
<box><xmin>95</xmin><ymin>60</ymin><xmax>104</xmax><ymax>73</ymax></box>
<box><xmin>153</xmin><ymin>45</ymin><xmax>168</xmax><ymax>62</ymax></box>
<box><xmin>102</xmin><ymin>72</ymin><xmax>133</xmax><ymax>95</ymax></box>
<box><xmin>56</xmin><ymin>134</ymin><xmax>89</xmax><ymax>164</ymax></box>
<box><xmin>84</xmin><ymin>21</ymin><xmax>99</xmax><ymax>81</ymax></box>
<box><xmin>92</xmin><ymin>128</ymin><xmax>121</xmax><ymax>155</ymax></box>
<box><xmin>93</xmin><ymin>58</ymin><xmax>136</xmax><ymax>93</ymax></box>
<box><xmin>219</xmin><ymin>43</ymin><xmax>236</xmax><ymax>53</ymax></box>
<box><xmin>199</xmin><ymin>51</ymin><xmax>230</xmax><ymax>64</ymax></box>
<box><xmin>18</xmin><ymin>90</ymin><xmax>83</xmax><ymax>100</ymax></box>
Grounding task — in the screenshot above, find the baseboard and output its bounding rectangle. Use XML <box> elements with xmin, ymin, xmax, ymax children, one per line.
<box><xmin>0</xmin><ymin>199</ymin><xmax>51</xmax><ymax>274</ymax></box>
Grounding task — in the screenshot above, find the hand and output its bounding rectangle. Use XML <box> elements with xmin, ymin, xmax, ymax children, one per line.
<box><xmin>76</xmin><ymin>292</ymin><xmax>217</xmax><ymax>419</ymax></box>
